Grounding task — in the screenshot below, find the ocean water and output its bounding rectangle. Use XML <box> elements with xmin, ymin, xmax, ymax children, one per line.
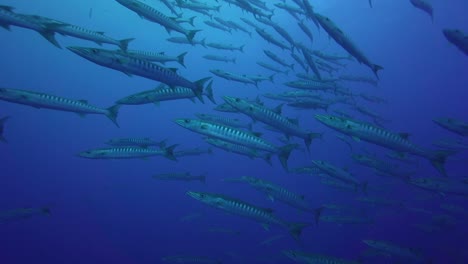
<box><xmin>0</xmin><ymin>0</ymin><xmax>467</xmax><ymax>263</ymax></box>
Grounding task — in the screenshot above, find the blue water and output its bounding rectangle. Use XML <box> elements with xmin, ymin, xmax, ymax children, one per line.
<box><xmin>1</xmin><ymin>0</ymin><xmax>467</xmax><ymax>263</ymax></box>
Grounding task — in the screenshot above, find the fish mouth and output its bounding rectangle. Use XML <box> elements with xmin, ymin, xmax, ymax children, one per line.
<box><xmin>174</xmin><ymin>118</ymin><xmax>191</xmax><ymax>127</ymax></box>
<box><xmin>67</xmin><ymin>46</ymin><xmax>90</xmax><ymax>56</ymax></box>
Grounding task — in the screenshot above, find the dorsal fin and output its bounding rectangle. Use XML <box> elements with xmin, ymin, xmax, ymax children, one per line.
<box><xmin>96</xmin><ymin>31</ymin><xmax>105</xmax><ymax>35</ymax></box>
<box><xmin>159</xmin><ymin>52</ymin><xmax>165</xmax><ymax>55</ymax></box>
<box><xmin>168</xmin><ymin>68</ymin><xmax>178</xmax><ymax>73</ymax></box>
<box><xmin>78</xmin><ymin>99</ymin><xmax>88</xmax><ymax>104</ymax></box>
<box><xmin>287</xmin><ymin>118</ymin><xmax>299</xmax><ymax>125</ymax></box>
<box><xmin>272</xmin><ymin>104</ymin><xmax>283</xmax><ymax>114</ymax></box>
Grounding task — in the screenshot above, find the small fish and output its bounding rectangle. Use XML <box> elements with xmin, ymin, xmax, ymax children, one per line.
<box><xmin>0</xmin><ymin>207</ymin><xmax>51</xmax><ymax>223</ymax></box>
<box><xmin>79</xmin><ymin>145</ymin><xmax>177</xmax><ymax>161</ymax></box>
<box><xmin>153</xmin><ymin>172</ymin><xmax>206</xmax><ymax>183</ymax></box>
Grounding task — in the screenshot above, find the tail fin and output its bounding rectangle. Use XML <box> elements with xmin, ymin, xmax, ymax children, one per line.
<box><xmin>106</xmin><ymin>105</ymin><xmax>121</xmax><ymax>127</ymax></box>
<box><xmin>188</xmin><ymin>16</ymin><xmax>196</xmax><ymax>27</ymax></box>
<box><xmin>177</xmin><ymin>51</ymin><xmax>188</xmax><ymax>68</ymax></box>
<box><xmin>429</xmin><ymin>150</ymin><xmax>457</xmax><ymax>177</ymax></box>
<box><xmin>239</xmin><ymin>45</ymin><xmax>245</xmax><ymax>53</ymax></box>
<box><xmin>204</xmin><ymin>80</ymin><xmax>216</xmax><ymax>104</ymax></box>
<box><xmin>269</xmin><ymin>74</ymin><xmax>275</xmax><ymax>83</ymax></box>
<box><xmin>118</xmin><ymin>38</ymin><xmax>134</xmax><ymax>51</ymax></box>
<box><xmin>201</xmin><ymin>38</ymin><xmax>207</xmax><ymax>48</ymax></box>
<box><xmin>371</xmin><ymin>64</ymin><xmax>384</xmax><ymax>79</ymax></box>
<box><xmin>277</xmin><ymin>144</ymin><xmax>298</xmax><ymax>171</ymax></box>
<box><xmin>314</xmin><ymin>207</ymin><xmax>324</xmax><ymax>225</ymax></box>
<box><xmin>163</xmin><ymin>144</ymin><xmax>178</xmax><ymax>161</ymax></box>
<box><xmin>186</xmin><ymin>29</ymin><xmax>201</xmax><ymax>43</ymax></box>
<box><xmin>287</xmin><ymin>222</ymin><xmax>310</xmax><ymax>241</ymax></box>
<box><xmin>194</xmin><ymin>77</ymin><xmax>211</xmax><ymax>103</ymax></box>
<box><xmin>369</xmin><ymin>0</ymin><xmax>373</xmax><ymax>7</ymax></box>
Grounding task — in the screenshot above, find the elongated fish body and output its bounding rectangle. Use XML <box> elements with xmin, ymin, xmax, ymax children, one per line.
<box><xmin>352</xmin><ymin>154</ymin><xmax>414</xmax><ymax>180</ymax></box>
<box><xmin>284</xmin><ymin>80</ymin><xmax>335</xmax><ymax>91</ymax></box>
<box><xmin>300</xmin><ymin>46</ymin><xmax>322</xmax><ymax>80</ymax></box>
<box><xmin>302</xmin><ymin>0</ymin><xmax>320</xmax><ymax>29</ymax></box>
<box><xmin>30</xmin><ymin>15</ymin><xmax>134</xmax><ymax>51</ymax></box>
<box><xmin>443</xmin><ymin>29</ymin><xmax>468</xmax><ymax>56</ymax></box>
<box><xmin>288</xmin><ymin>98</ymin><xmax>331</xmax><ymax>111</ymax></box>
<box><xmin>274</xmin><ymin>3</ymin><xmax>304</xmax><ymax>16</ymax></box>
<box><xmin>256</xmin><ymin>28</ymin><xmax>291</xmax><ymax>51</ymax></box>
<box><xmin>152</xmin><ymin>172</ymin><xmax>205</xmax><ymax>183</ymax></box>
<box><xmin>160</xmin><ymin>0</ymin><xmax>181</xmax><ymax>16</ymax></box>
<box><xmin>214</xmin><ymin>103</ymin><xmax>238</xmax><ymax>113</ymax></box>
<box><xmin>105</xmin><ymin>138</ymin><xmax>166</xmax><ymax>148</ymax></box>
<box><xmin>315</xmin><ymin>114</ymin><xmax>454</xmax><ymax>176</ymax></box>
<box><xmin>205</xmin><ymin>138</ymin><xmax>271</xmax><ymax>165</ymax></box>
<box><xmin>313</xmin><ymin>51</ymin><xmax>353</xmax><ymax>62</ymax></box>
<box><xmin>292</xmin><ymin>53</ymin><xmax>309</xmax><ymax>72</ymax></box>
<box><xmin>312</xmin><ymin>160</ymin><xmax>363</xmax><ymax>189</ymax></box>
<box><xmin>0</xmin><ymin>87</ymin><xmax>120</xmax><ymax>127</ymax></box>
<box><xmin>264</xmin><ymin>50</ymin><xmax>294</xmax><ymax>69</ymax></box>
<box><xmin>79</xmin><ymin>145</ymin><xmax>177</xmax><ymax>161</ymax></box>
<box><xmin>174</xmin><ymin>147</ymin><xmax>213</xmax><ymax>158</ymax></box>
<box><xmin>270</xmin><ymin>23</ymin><xmax>296</xmax><ymax>49</ymax></box>
<box><xmin>117</xmin><ymin>50</ymin><xmax>187</xmax><ymax>67</ymax></box>
<box><xmin>320</xmin><ymin>215</ymin><xmax>373</xmax><ymax>224</ymax></box>
<box><xmin>204</xmin><ymin>20</ymin><xmax>232</xmax><ymax>34</ymax></box>
<box><xmin>117</xmin><ymin>82</ymin><xmax>214</xmax><ymax>105</ymax></box>
<box><xmin>409</xmin><ymin>177</ymin><xmax>468</xmax><ymax>196</ymax></box>
<box><xmin>186</xmin><ymin>191</ymin><xmax>308</xmax><ymax>240</ymax></box>
<box><xmin>175</xmin><ymin>0</ymin><xmax>221</xmax><ymax>12</ymax></box>
<box><xmin>175</xmin><ymin>119</ymin><xmax>295</xmax><ymax>170</ymax></box>
<box><xmin>240</xmin><ymin>17</ymin><xmax>262</xmax><ymax>31</ymax></box>
<box><xmin>0</xmin><ymin>207</ymin><xmax>51</xmax><ymax>223</ymax></box>
<box><xmin>162</xmin><ymin>255</ymin><xmax>221</xmax><ymax>264</ymax></box>
<box><xmin>115</xmin><ymin>0</ymin><xmax>200</xmax><ymax>42</ymax></box>
<box><xmin>315</xmin><ymin>14</ymin><xmax>383</xmax><ymax>78</ymax></box>
<box><xmin>256</xmin><ymin>61</ymin><xmax>289</xmax><ymax>74</ymax></box>
<box><xmin>196</xmin><ymin>113</ymin><xmax>252</xmax><ymax>130</ymax></box>
<box><xmin>223</xmin><ymin>96</ymin><xmax>318</xmax><ymax>151</ymax></box>
<box><xmin>363</xmin><ymin>240</ymin><xmax>424</xmax><ymax>262</ymax></box>
<box><xmin>230</xmin><ymin>176</ymin><xmax>322</xmax><ymax>222</ymax></box>
<box><xmin>283</xmin><ymin>250</ymin><xmax>360</xmax><ymax>264</ymax></box>
<box><xmin>0</xmin><ymin>6</ymin><xmax>61</xmax><ymax>48</ymax></box>
<box><xmin>433</xmin><ymin>117</ymin><xmax>468</xmax><ymax>137</ymax></box>
<box><xmin>0</xmin><ymin>116</ymin><xmax>9</xmax><ymax>143</ymax></box>
<box><xmin>409</xmin><ymin>0</ymin><xmax>434</xmax><ymax>21</ymax></box>
<box><xmin>202</xmin><ymin>54</ymin><xmax>236</xmax><ymax>63</ymax></box>
<box><xmin>210</xmin><ymin>69</ymin><xmax>257</xmax><ymax>86</ymax></box>
<box><xmin>298</xmin><ymin>20</ymin><xmax>314</xmax><ymax>43</ymax></box>
<box><xmin>67</xmin><ymin>47</ymin><xmax>209</xmax><ymax>102</ymax></box>
<box><xmin>207</xmin><ymin>42</ymin><xmax>244</xmax><ymax>52</ymax></box>
<box><xmin>167</xmin><ymin>37</ymin><xmax>206</xmax><ymax>47</ymax></box>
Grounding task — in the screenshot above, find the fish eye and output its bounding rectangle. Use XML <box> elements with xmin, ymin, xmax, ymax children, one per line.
<box><xmin>184</xmin><ymin>119</ymin><xmax>190</xmax><ymax>123</ymax></box>
<box><xmin>92</xmin><ymin>49</ymin><xmax>98</xmax><ymax>53</ymax></box>
<box><xmin>235</xmin><ymin>98</ymin><xmax>240</xmax><ymax>102</ymax></box>
<box><xmin>200</xmin><ymin>194</ymin><xmax>205</xmax><ymax>198</ymax></box>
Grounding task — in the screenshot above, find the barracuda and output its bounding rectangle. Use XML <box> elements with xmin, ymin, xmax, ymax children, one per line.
<box><xmin>284</xmin><ymin>80</ymin><xmax>336</xmax><ymax>91</ymax></box>
<box><xmin>224</xmin><ymin>176</ymin><xmax>323</xmax><ymax>224</ymax></box>
<box><xmin>298</xmin><ymin>20</ymin><xmax>314</xmax><ymax>43</ymax></box>
<box><xmin>223</xmin><ymin>96</ymin><xmax>320</xmax><ymax>151</ymax></box>
<box><xmin>116</xmin><ymin>82</ymin><xmax>215</xmax><ymax>105</ymax></box>
<box><xmin>78</xmin><ymin>145</ymin><xmax>177</xmax><ymax>161</ymax></box>
<box><xmin>264</xmin><ymin>50</ymin><xmax>294</xmax><ymax>69</ymax></box>
<box><xmin>105</xmin><ymin>138</ymin><xmax>166</xmax><ymax>148</ymax></box>
<box><xmin>115</xmin><ymin>0</ymin><xmax>200</xmax><ymax>42</ymax></box>
<box><xmin>283</xmin><ymin>250</ymin><xmax>360</xmax><ymax>264</ymax></box>
<box><xmin>67</xmin><ymin>47</ymin><xmax>210</xmax><ymax>102</ymax></box>
<box><xmin>363</xmin><ymin>240</ymin><xmax>425</xmax><ymax>262</ymax></box>
<box><xmin>210</xmin><ymin>69</ymin><xmax>257</xmax><ymax>87</ymax></box>
<box><xmin>175</xmin><ymin>119</ymin><xmax>296</xmax><ymax>170</ymax></box>
<box><xmin>186</xmin><ymin>191</ymin><xmax>309</xmax><ymax>240</ymax></box>
<box><xmin>152</xmin><ymin>172</ymin><xmax>205</xmax><ymax>183</ymax></box>
<box><xmin>0</xmin><ymin>6</ymin><xmax>61</xmax><ymax>48</ymax></box>
<box><xmin>204</xmin><ymin>138</ymin><xmax>272</xmax><ymax>165</ymax></box>
<box><xmin>315</xmin><ymin>114</ymin><xmax>455</xmax><ymax>176</ymax></box>
<box><xmin>299</xmin><ymin>45</ymin><xmax>322</xmax><ymax>80</ymax></box>
<box><xmin>0</xmin><ymin>87</ymin><xmax>120</xmax><ymax>127</ymax></box>
<box><xmin>202</xmin><ymin>54</ymin><xmax>236</xmax><ymax>63</ymax></box>
<box><xmin>312</xmin><ymin>160</ymin><xmax>367</xmax><ymax>193</ymax></box>
<box><xmin>256</xmin><ymin>28</ymin><xmax>291</xmax><ymax>51</ymax></box>
<box><xmin>116</xmin><ymin>50</ymin><xmax>187</xmax><ymax>67</ymax></box>
<box><xmin>196</xmin><ymin>113</ymin><xmax>252</xmax><ymax>130</ymax></box>
<box><xmin>256</xmin><ymin>61</ymin><xmax>289</xmax><ymax>75</ymax></box>
<box><xmin>315</xmin><ymin>14</ymin><xmax>383</xmax><ymax>78</ymax></box>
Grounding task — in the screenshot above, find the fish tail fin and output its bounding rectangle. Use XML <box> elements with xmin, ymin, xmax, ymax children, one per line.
<box><xmin>204</xmin><ymin>80</ymin><xmax>216</xmax><ymax>104</ymax></box>
<box><xmin>278</xmin><ymin>144</ymin><xmax>298</xmax><ymax>171</ymax></box>
<box><xmin>372</xmin><ymin>64</ymin><xmax>383</xmax><ymax>79</ymax></box>
<box><xmin>186</xmin><ymin>29</ymin><xmax>201</xmax><ymax>43</ymax></box>
<box><xmin>369</xmin><ymin>0</ymin><xmax>373</xmax><ymax>7</ymax></box>
<box><xmin>188</xmin><ymin>16</ymin><xmax>196</xmax><ymax>27</ymax></box>
<box><xmin>314</xmin><ymin>207</ymin><xmax>324</xmax><ymax>225</ymax></box>
<box><xmin>106</xmin><ymin>105</ymin><xmax>121</xmax><ymax>127</ymax></box>
<box><xmin>118</xmin><ymin>38</ymin><xmax>134</xmax><ymax>51</ymax></box>
<box><xmin>430</xmin><ymin>150</ymin><xmax>457</xmax><ymax>177</ymax></box>
<box><xmin>240</xmin><ymin>45</ymin><xmax>245</xmax><ymax>53</ymax></box>
<box><xmin>264</xmin><ymin>154</ymin><xmax>273</xmax><ymax>166</ymax></box>
<box><xmin>269</xmin><ymin>74</ymin><xmax>275</xmax><ymax>83</ymax></box>
<box><xmin>194</xmin><ymin>77</ymin><xmax>211</xmax><ymax>103</ymax></box>
<box><xmin>290</xmin><ymin>63</ymin><xmax>295</xmax><ymax>70</ymax></box>
<box><xmin>304</xmin><ymin>132</ymin><xmax>320</xmax><ymax>153</ymax></box>
<box><xmin>201</xmin><ymin>38</ymin><xmax>207</xmax><ymax>48</ymax></box>
<box><xmin>177</xmin><ymin>51</ymin><xmax>188</xmax><ymax>68</ymax></box>
<box><xmin>287</xmin><ymin>222</ymin><xmax>310</xmax><ymax>241</ymax></box>
<box><xmin>163</xmin><ymin>144</ymin><xmax>178</xmax><ymax>161</ymax></box>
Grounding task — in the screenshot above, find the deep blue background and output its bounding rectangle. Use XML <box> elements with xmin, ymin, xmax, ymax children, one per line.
<box><xmin>0</xmin><ymin>0</ymin><xmax>467</xmax><ymax>263</ymax></box>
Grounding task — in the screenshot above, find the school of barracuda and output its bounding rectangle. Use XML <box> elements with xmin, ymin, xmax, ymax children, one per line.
<box><xmin>0</xmin><ymin>0</ymin><xmax>467</xmax><ymax>263</ymax></box>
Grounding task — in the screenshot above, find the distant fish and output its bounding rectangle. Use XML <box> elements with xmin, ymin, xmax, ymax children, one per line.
<box><xmin>206</xmin><ymin>42</ymin><xmax>244</xmax><ymax>52</ymax></box>
<box><xmin>0</xmin><ymin>206</ymin><xmax>51</xmax><ymax>223</ymax></box>
<box><xmin>283</xmin><ymin>250</ymin><xmax>360</xmax><ymax>264</ymax></box>
<box><xmin>202</xmin><ymin>54</ymin><xmax>236</xmax><ymax>64</ymax></box>
<box><xmin>116</xmin><ymin>50</ymin><xmax>187</xmax><ymax>67</ymax></box>
<box><xmin>78</xmin><ymin>145</ymin><xmax>177</xmax><ymax>161</ymax></box>
<box><xmin>105</xmin><ymin>138</ymin><xmax>167</xmax><ymax>148</ymax></box>
<box><xmin>0</xmin><ymin>116</ymin><xmax>9</xmax><ymax>143</ymax></box>
<box><xmin>409</xmin><ymin>0</ymin><xmax>434</xmax><ymax>22</ymax></box>
<box><xmin>409</xmin><ymin>177</ymin><xmax>468</xmax><ymax>196</ymax></box>
<box><xmin>152</xmin><ymin>172</ymin><xmax>206</xmax><ymax>183</ymax></box>
<box><xmin>433</xmin><ymin>117</ymin><xmax>468</xmax><ymax>137</ymax></box>
<box><xmin>115</xmin><ymin>0</ymin><xmax>200</xmax><ymax>42</ymax></box>
<box><xmin>205</xmin><ymin>138</ymin><xmax>272</xmax><ymax>165</ymax></box>
<box><xmin>210</xmin><ymin>69</ymin><xmax>258</xmax><ymax>87</ymax></box>
<box><xmin>0</xmin><ymin>87</ymin><xmax>120</xmax><ymax>127</ymax></box>
<box><xmin>363</xmin><ymin>239</ymin><xmax>425</xmax><ymax>262</ymax></box>
<box><xmin>443</xmin><ymin>29</ymin><xmax>468</xmax><ymax>55</ymax></box>
<box><xmin>167</xmin><ymin>37</ymin><xmax>206</xmax><ymax>47</ymax></box>
<box><xmin>174</xmin><ymin>147</ymin><xmax>213</xmax><ymax>158</ymax></box>
<box><xmin>312</xmin><ymin>160</ymin><xmax>368</xmax><ymax>193</ymax></box>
